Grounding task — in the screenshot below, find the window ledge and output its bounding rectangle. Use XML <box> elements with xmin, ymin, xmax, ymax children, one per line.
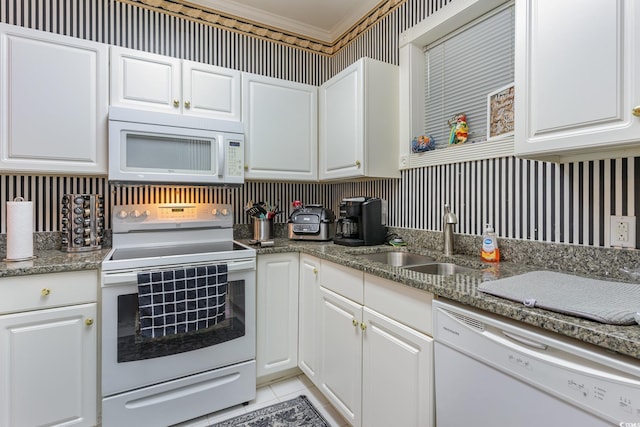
<box><xmin>401</xmin><ymin>137</ymin><xmax>514</xmax><ymax>169</ymax></box>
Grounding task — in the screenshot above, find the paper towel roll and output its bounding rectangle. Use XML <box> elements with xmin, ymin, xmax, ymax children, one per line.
<box><xmin>6</xmin><ymin>198</ymin><xmax>34</xmax><ymax>261</ymax></box>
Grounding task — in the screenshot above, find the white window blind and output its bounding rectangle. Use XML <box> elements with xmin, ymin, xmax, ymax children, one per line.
<box><xmin>423</xmin><ymin>3</ymin><xmax>514</xmax><ymax>149</ymax></box>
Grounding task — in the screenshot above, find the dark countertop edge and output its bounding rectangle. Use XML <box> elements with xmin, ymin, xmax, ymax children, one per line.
<box><xmin>250</xmin><ymin>239</ymin><xmax>640</xmax><ymax>361</ymax></box>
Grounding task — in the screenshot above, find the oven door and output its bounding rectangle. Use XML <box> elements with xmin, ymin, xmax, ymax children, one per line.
<box><xmin>101</xmin><ymin>258</ymin><xmax>255</xmax><ymax>396</ymax></box>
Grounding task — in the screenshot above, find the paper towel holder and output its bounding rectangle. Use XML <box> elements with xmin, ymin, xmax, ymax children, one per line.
<box><xmin>3</xmin><ymin>197</ymin><xmax>37</xmax><ymax>262</ymax></box>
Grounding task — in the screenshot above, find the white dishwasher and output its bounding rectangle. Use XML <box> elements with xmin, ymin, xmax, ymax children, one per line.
<box><xmin>433</xmin><ymin>299</ymin><xmax>640</xmax><ymax>426</ymax></box>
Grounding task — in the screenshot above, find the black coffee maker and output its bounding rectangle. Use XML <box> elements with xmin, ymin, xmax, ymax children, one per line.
<box><xmin>333</xmin><ymin>197</ymin><xmax>386</xmax><ymax>246</ymax></box>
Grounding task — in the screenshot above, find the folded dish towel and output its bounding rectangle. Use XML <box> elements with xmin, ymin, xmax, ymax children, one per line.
<box><xmin>478</xmin><ymin>271</ymin><xmax>640</xmax><ymax>325</ymax></box>
<box><xmin>137</xmin><ymin>264</ymin><xmax>228</xmax><ymax>339</ymax></box>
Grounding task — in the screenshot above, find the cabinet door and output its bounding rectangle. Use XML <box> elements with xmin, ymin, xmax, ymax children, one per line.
<box><xmin>182</xmin><ymin>60</ymin><xmax>241</xmax><ymax>121</ymax></box>
<box><xmin>0</xmin><ymin>23</ymin><xmax>107</xmax><ymax>174</ymax></box>
<box><xmin>298</xmin><ymin>254</ymin><xmax>321</xmax><ymax>385</ymax></box>
<box><xmin>319</xmin><ymin>61</ymin><xmax>364</xmax><ymax>180</ymax></box>
<box><xmin>0</xmin><ymin>303</ymin><xmax>97</xmax><ymax>427</ymax></box>
<box><xmin>362</xmin><ymin>307</ymin><xmax>434</xmax><ymax>427</ymax></box>
<box><xmin>319</xmin><ymin>286</ymin><xmax>363</xmax><ymax>427</ymax></box>
<box><xmin>242</xmin><ymin>73</ymin><xmax>318</xmax><ymax>181</ymax></box>
<box><xmin>515</xmin><ymin>0</ymin><xmax>640</xmax><ymax>161</ymax></box>
<box><xmin>256</xmin><ymin>253</ymin><xmax>299</xmax><ymax>380</ymax></box>
<box><xmin>110</xmin><ymin>46</ymin><xmax>181</xmax><ymax>114</ymax></box>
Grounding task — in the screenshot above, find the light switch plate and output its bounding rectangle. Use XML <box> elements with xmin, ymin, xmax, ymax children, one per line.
<box><xmin>610</xmin><ymin>216</ymin><xmax>636</xmax><ymax>248</ymax></box>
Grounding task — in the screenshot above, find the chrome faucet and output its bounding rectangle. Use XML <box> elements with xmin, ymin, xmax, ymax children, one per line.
<box><xmin>443</xmin><ymin>204</ymin><xmax>457</xmax><ymax>256</ymax></box>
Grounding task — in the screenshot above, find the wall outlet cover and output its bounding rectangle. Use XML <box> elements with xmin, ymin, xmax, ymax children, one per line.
<box><xmin>610</xmin><ymin>215</ymin><xmax>636</xmax><ymax>248</ymax></box>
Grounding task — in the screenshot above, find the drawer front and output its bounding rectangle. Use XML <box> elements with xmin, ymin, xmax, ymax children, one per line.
<box><xmin>364</xmin><ymin>273</ymin><xmax>433</xmax><ymax>335</ymax></box>
<box><xmin>320</xmin><ymin>260</ymin><xmax>364</xmax><ymax>304</ymax></box>
<box><xmin>0</xmin><ymin>270</ymin><xmax>98</xmax><ymax>314</ymax></box>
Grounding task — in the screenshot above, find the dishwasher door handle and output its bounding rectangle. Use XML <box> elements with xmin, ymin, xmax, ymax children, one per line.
<box><xmin>502</xmin><ymin>331</ymin><xmax>548</xmax><ymax>350</ymax></box>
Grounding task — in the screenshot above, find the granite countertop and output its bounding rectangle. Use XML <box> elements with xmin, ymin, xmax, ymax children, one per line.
<box><xmin>248</xmin><ymin>239</ymin><xmax>640</xmax><ymax>361</ymax></box>
<box><xmin>0</xmin><ymin>248</ymin><xmax>110</xmax><ymax>278</ymax></box>
<box><xmin>2</xmin><ymin>239</ymin><xmax>638</xmax><ymax>361</ymax></box>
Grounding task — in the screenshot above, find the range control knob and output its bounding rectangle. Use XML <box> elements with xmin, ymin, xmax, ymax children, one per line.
<box><xmin>212</xmin><ymin>208</ymin><xmax>230</xmax><ymax>216</ymax></box>
<box><xmin>117</xmin><ymin>210</ymin><xmax>128</xmax><ymax>219</ymax></box>
<box><xmin>129</xmin><ymin>210</ymin><xmax>150</xmax><ymax>218</ymax></box>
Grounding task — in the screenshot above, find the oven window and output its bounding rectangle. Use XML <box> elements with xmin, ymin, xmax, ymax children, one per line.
<box><xmin>117</xmin><ymin>279</ymin><xmax>246</xmax><ymax>362</ymax></box>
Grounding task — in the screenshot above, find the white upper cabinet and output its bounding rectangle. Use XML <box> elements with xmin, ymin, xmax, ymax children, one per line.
<box><xmin>110</xmin><ymin>46</ymin><xmax>241</xmax><ymax>121</ymax></box>
<box><xmin>319</xmin><ymin>57</ymin><xmax>400</xmax><ymax>180</ymax></box>
<box><xmin>515</xmin><ymin>0</ymin><xmax>640</xmax><ymax>162</ymax></box>
<box><xmin>242</xmin><ymin>73</ymin><xmax>318</xmax><ymax>181</ymax></box>
<box><xmin>0</xmin><ymin>23</ymin><xmax>108</xmax><ymax>174</ymax></box>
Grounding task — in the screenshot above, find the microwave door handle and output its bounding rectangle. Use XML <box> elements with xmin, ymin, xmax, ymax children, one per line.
<box><xmin>218</xmin><ymin>137</ymin><xmax>224</xmax><ymax>177</ymax></box>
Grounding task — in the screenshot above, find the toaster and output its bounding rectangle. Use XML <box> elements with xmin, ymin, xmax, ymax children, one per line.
<box><xmin>287</xmin><ymin>204</ymin><xmax>336</xmax><ymax>241</ymax></box>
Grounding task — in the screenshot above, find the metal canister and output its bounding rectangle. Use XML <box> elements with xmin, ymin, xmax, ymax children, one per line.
<box><xmin>253</xmin><ymin>217</ymin><xmax>274</xmax><ymax>241</ymax></box>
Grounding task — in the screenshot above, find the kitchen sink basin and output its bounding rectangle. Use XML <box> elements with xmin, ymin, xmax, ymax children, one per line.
<box><xmin>356</xmin><ymin>251</ymin><xmax>435</xmax><ymax>267</ymax></box>
<box><xmin>404</xmin><ymin>262</ymin><xmax>475</xmax><ymax>275</ymax></box>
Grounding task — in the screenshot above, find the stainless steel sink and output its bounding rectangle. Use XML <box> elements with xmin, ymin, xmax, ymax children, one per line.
<box><xmin>356</xmin><ymin>251</ymin><xmax>435</xmax><ymax>267</ymax></box>
<box><xmin>404</xmin><ymin>263</ymin><xmax>475</xmax><ymax>275</ymax></box>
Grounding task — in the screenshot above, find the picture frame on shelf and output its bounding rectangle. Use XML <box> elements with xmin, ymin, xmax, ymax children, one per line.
<box><xmin>487</xmin><ymin>83</ymin><xmax>514</xmax><ymax>141</ymax></box>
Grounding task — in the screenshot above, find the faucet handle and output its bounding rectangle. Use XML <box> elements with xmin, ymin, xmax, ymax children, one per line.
<box><xmin>443</xmin><ymin>204</ymin><xmax>458</xmax><ymax>224</ymax></box>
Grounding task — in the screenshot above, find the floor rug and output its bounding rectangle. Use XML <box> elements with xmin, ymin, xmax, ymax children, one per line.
<box><xmin>211</xmin><ymin>395</ymin><xmax>331</xmax><ymax>427</ymax></box>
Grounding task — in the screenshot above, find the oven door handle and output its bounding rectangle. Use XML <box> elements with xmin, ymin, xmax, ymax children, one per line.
<box><xmin>102</xmin><ymin>259</ymin><xmax>256</xmax><ymax>285</ymax></box>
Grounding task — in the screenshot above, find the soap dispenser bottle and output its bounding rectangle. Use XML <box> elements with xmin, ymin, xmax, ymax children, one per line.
<box><xmin>480</xmin><ymin>224</ymin><xmax>500</xmax><ymax>262</ymax></box>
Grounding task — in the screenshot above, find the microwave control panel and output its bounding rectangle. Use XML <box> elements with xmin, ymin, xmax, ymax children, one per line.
<box><xmin>227</xmin><ymin>140</ymin><xmax>244</xmax><ymax>177</ymax></box>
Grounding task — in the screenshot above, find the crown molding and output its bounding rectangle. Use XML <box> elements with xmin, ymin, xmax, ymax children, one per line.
<box><xmin>118</xmin><ymin>0</ymin><xmax>406</xmax><ymax>56</ymax></box>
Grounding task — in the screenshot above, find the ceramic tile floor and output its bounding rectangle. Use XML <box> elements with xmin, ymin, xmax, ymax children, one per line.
<box><xmin>172</xmin><ymin>373</ymin><xmax>350</xmax><ymax>427</ymax></box>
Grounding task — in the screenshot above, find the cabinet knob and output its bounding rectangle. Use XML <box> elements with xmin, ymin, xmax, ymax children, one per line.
<box><xmin>184</xmin><ymin>100</ymin><xmax>191</xmax><ymax>109</ymax></box>
<box><xmin>85</xmin><ymin>318</ymin><xmax>94</xmax><ymax>326</ymax></box>
<box><xmin>41</xmin><ymin>288</ymin><xmax>51</xmax><ymax>296</ymax></box>
<box><xmin>244</xmin><ymin>164</ymin><xmax>249</xmax><ymax>171</ymax></box>
<box><xmin>355</xmin><ymin>160</ymin><xmax>361</xmax><ymax>168</ymax></box>
<box><xmin>313</xmin><ymin>268</ymin><xmax>318</xmax><ymax>275</ymax></box>
<box><xmin>633</xmin><ymin>106</ymin><xmax>640</xmax><ymax>117</ymax></box>
<box><xmin>360</xmin><ymin>322</ymin><xmax>367</xmax><ymax>331</ymax></box>
<box><xmin>173</xmin><ymin>99</ymin><xmax>179</xmax><ymax>108</ymax></box>
<box><xmin>352</xmin><ymin>319</ymin><xmax>358</xmax><ymax>327</ymax></box>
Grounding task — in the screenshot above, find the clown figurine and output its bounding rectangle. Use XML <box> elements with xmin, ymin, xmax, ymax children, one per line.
<box><xmin>448</xmin><ymin>114</ymin><xmax>468</xmax><ymax>145</ymax></box>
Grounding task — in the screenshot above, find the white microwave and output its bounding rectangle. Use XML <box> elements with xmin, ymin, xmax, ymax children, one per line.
<box><xmin>108</xmin><ymin>107</ymin><xmax>244</xmax><ymax>186</ymax></box>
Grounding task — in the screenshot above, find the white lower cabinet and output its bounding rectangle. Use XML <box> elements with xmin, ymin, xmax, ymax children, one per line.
<box><xmin>298</xmin><ymin>254</ymin><xmax>321</xmax><ymax>385</ymax></box>
<box><xmin>0</xmin><ymin>270</ymin><xmax>98</xmax><ymax>427</ymax></box>
<box><xmin>361</xmin><ymin>307</ymin><xmax>433</xmax><ymax>427</ymax></box>
<box><xmin>312</xmin><ymin>259</ymin><xmax>434</xmax><ymax>427</ymax></box>
<box><xmin>256</xmin><ymin>253</ymin><xmax>299</xmax><ymax>382</ymax></box>
<box><xmin>319</xmin><ymin>286</ymin><xmax>363</xmax><ymax>427</ymax></box>
<box><xmin>254</xmin><ymin>254</ymin><xmax>434</xmax><ymax>426</ymax></box>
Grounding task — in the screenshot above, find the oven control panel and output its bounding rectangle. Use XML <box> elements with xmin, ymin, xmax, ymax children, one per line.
<box><xmin>112</xmin><ymin>203</ymin><xmax>233</xmax><ymax>233</ymax></box>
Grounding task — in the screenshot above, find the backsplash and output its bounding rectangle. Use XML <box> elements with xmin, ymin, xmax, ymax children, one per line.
<box><xmin>0</xmin><ymin>0</ymin><xmax>638</xmax><ymax>249</ymax></box>
<box><xmin>2</xmin><ymin>155</ymin><xmax>638</xmax><ymax>249</ymax></box>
